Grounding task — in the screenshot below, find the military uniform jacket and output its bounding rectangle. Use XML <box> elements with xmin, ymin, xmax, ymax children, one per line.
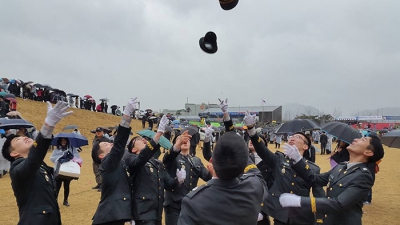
<box><xmin>250</xmin><ymin>134</ymin><xmax>325</xmax><ymax>225</ymax></box>
<box><xmin>10</xmin><ymin>133</ymin><xmax>61</xmax><ymax>225</ymax></box>
<box><xmin>163</xmin><ymin>150</ymin><xmax>211</xmax><ymax>210</ymax></box>
<box><xmin>123</xmin><ymin>141</ymin><xmax>180</xmax><ymax>222</ymax></box>
<box><xmin>178</xmin><ymin>172</ymin><xmax>265</xmax><ymax>225</ymax></box>
<box><xmin>92</xmin><ymin>126</ymin><xmax>132</xmax><ymax>224</ymax></box>
<box><xmin>293</xmin><ymin>160</ymin><xmax>373</xmax><ymax>225</ymax></box>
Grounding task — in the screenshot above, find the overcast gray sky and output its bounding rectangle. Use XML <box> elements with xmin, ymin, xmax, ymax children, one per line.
<box><xmin>1</xmin><ymin>0</ymin><xmax>399</xmax><ymax>115</ymax></box>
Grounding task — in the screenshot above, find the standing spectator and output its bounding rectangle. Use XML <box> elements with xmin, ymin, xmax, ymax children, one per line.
<box><xmin>304</xmin><ymin>132</ymin><xmax>316</xmax><ymax>163</ymax></box>
<box><xmin>91</xmin><ymin>127</ymin><xmax>110</xmax><ymax>191</ymax></box>
<box><xmin>275</xmin><ymin>134</ymin><xmax>282</xmax><ymax>149</ymax></box>
<box><xmin>0</xmin><ymin>97</ymin><xmax>6</xmax><ymax>117</ymax></box>
<box><xmin>189</xmin><ymin>126</ymin><xmax>200</xmax><ymax>156</ymax></box>
<box><xmin>104</xmin><ymin>103</ymin><xmax>108</xmax><ymax>114</ymax></box>
<box><xmin>319</xmin><ymin>131</ymin><xmax>328</xmax><ymax>155</ymax></box>
<box><xmin>325</xmin><ymin>134</ymin><xmax>333</xmax><ymax>154</ymax></box>
<box><xmin>50</xmin><ymin>138</ymin><xmax>82</xmax><ymax>206</ymax></box>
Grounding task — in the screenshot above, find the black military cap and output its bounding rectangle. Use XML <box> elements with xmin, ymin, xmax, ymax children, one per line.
<box><xmin>199</xmin><ymin>32</ymin><xmax>218</xmax><ymax>54</ymax></box>
<box><xmin>212</xmin><ymin>132</ymin><xmax>248</xmax><ymax>180</ymax></box>
<box><xmin>219</xmin><ymin>0</ymin><xmax>239</xmax><ymax>10</ymax></box>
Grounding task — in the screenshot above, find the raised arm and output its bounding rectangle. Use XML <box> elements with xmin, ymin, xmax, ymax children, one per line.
<box><xmin>101</xmin><ymin>98</ymin><xmax>138</xmax><ymax>171</ymax></box>
<box><xmin>202</xmin><ymin>127</ymin><xmax>214</xmax><ymax>162</ymax></box>
<box><xmin>244</xmin><ymin>109</ymin><xmax>278</xmax><ymax>167</ymax></box>
<box><xmin>14</xmin><ymin>102</ymin><xmax>72</xmax><ymax>179</ymax></box>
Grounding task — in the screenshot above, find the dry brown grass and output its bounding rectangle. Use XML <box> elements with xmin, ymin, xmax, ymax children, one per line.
<box><xmin>0</xmin><ymin>99</ymin><xmax>399</xmax><ymax>224</ymax></box>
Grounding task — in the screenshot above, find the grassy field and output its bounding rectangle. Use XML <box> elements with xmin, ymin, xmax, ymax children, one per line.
<box><xmin>0</xmin><ymin>99</ymin><xmax>399</xmax><ymax>224</ymax></box>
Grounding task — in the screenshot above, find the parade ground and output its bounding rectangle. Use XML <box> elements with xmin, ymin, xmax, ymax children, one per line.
<box><xmin>0</xmin><ymin>100</ymin><xmax>399</xmax><ymax>224</ymax></box>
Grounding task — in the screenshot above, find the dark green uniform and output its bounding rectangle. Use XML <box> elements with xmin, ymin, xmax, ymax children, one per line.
<box><xmin>92</xmin><ymin>126</ymin><xmax>132</xmax><ymax>225</ymax></box>
<box><xmin>10</xmin><ymin>133</ymin><xmax>61</xmax><ymax>225</ymax></box>
<box><xmin>292</xmin><ymin>160</ymin><xmax>373</xmax><ymax>225</ymax></box>
<box><xmin>163</xmin><ymin>150</ymin><xmax>211</xmax><ymax>225</ymax></box>
<box><xmin>123</xmin><ymin>142</ymin><xmax>180</xmax><ymax>225</ymax></box>
<box><xmin>250</xmin><ymin>134</ymin><xmax>325</xmax><ymax>225</ymax></box>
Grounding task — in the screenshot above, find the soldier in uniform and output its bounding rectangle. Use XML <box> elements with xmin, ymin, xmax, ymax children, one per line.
<box><xmin>163</xmin><ymin>129</ymin><xmax>212</xmax><ymax>225</ymax></box>
<box><xmin>1</xmin><ymin>101</ymin><xmax>72</xmax><ymax>225</ymax></box>
<box><xmin>178</xmin><ymin>98</ymin><xmax>266</xmax><ymax>225</ymax></box>
<box><xmin>244</xmin><ymin>111</ymin><xmax>325</xmax><ymax>225</ymax></box>
<box><xmin>280</xmin><ymin>135</ymin><xmax>384</xmax><ymax>225</ymax></box>
<box><xmin>91</xmin><ymin>127</ymin><xmax>111</xmax><ymax>191</ymax></box>
<box><xmin>124</xmin><ymin>117</ymin><xmax>187</xmax><ymax>225</ymax></box>
<box><xmin>91</xmin><ymin>98</ymin><xmax>139</xmax><ymax>225</ymax></box>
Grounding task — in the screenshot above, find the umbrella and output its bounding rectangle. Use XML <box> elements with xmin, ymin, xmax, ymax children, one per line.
<box><xmin>0</xmin><ymin>119</ymin><xmax>34</xmax><ymax>129</ymax></box>
<box><xmin>275</xmin><ymin>119</ymin><xmax>320</xmax><ymax>134</ymax></box>
<box><xmin>321</xmin><ymin>121</ymin><xmax>362</xmax><ymax>144</ymax></box>
<box><xmin>180</xmin><ymin>126</ymin><xmax>199</xmax><ymax>136</ymax></box>
<box><xmin>6</xmin><ymin>111</ymin><xmax>21</xmax><ymax>117</ymax></box>
<box><xmin>33</xmin><ymin>83</ymin><xmax>43</xmax><ymax>88</ymax></box>
<box><xmin>99</xmin><ymin>98</ymin><xmax>109</xmax><ymax>102</ymax></box>
<box><xmin>0</xmin><ymin>85</ymin><xmax>6</xmax><ymax>90</ymax></box>
<box><xmin>171</xmin><ymin>120</ymin><xmax>180</xmax><ymax>125</ymax></box>
<box><xmin>165</xmin><ymin>126</ymin><xmax>173</xmax><ymax>132</ymax></box>
<box><xmin>51</xmin><ymin>132</ymin><xmax>89</xmax><ymax>148</ymax></box>
<box><xmin>380</xmin><ymin>130</ymin><xmax>400</xmax><ymax>148</ymax></box>
<box><xmin>63</xmin><ymin>124</ymin><xmax>79</xmax><ymax>131</ymax></box>
<box><xmin>5</xmin><ymin>97</ymin><xmax>17</xmax><ymax>103</ymax></box>
<box><xmin>4</xmin><ymin>93</ymin><xmax>16</xmax><ymax>99</ymax></box>
<box><xmin>0</xmin><ymin>92</ymin><xmax>8</xmax><ymax>97</ymax></box>
<box><xmin>111</xmin><ymin>105</ymin><xmax>118</xmax><ymax>109</ymax></box>
<box><xmin>2</xmin><ymin>78</ymin><xmax>9</xmax><ymax>83</ymax></box>
<box><xmin>84</xmin><ymin>95</ymin><xmax>92</xmax><ymax>98</ymax></box>
<box><xmin>67</xmin><ymin>93</ymin><xmax>75</xmax><ymax>96</ymax></box>
<box><xmin>379</xmin><ymin>129</ymin><xmax>389</xmax><ymax>134</ymax></box>
<box><xmin>137</xmin><ymin>129</ymin><xmax>172</xmax><ymax>150</ymax></box>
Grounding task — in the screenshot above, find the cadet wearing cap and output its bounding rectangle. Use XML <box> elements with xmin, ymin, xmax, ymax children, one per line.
<box><xmin>280</xmin><ymin>135</ymin><xmax>385</xmax><ymax>225</ymax></box>
<box><xmin>1</xmin><ymin>101</ymin><xmax>73</xmax><ymax>225</ymax></box>
<box><xmin>178</xmin><ymin>98</ymin><xmax>266</xmax><ymax>225</ymax></box>
<box><xmin>243</xmin><ymin>110</ymin><xmax>325</xmax><ymax>225</ymax></box>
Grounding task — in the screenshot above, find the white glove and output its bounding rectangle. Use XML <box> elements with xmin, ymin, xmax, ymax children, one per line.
<box><xmin>44</xmin><ymin>101</ymin><xmax>73</xmax><ymax>127</ymax></box>
<box><xmin>243</xmin><ymin>109</ymin><xmax>257</xmax><ymax>127</ymax></box>
<box><xmin>282</xmin><ymin>143</ymin><xmax>302</xmax><ymax>163</ymax></box>
<box><xmin>123</xmin><ymin>97</ymin><xmax>139</xmax><ymax>117</ymax></box>
<box><xmin>176</xmin><ymin>168</ymin><xmax>186</xmax><ymax>185</ymax></box>
<box><xmin>218</xmin><ymin>98</ymin><xmax>228</xmax><ymax>113</ymax></box>
<box><xmin>279</xmin><ymin>193</ymin><xmax>301</xmax><ymax>207</ymax></box>
<box><xmin>130</xmin><ymin>220</ymin><xmax>135</xmax><ymax>225</ymax></box>
<box><xmin>157</xmin><ymin>115</ymin><xmax>169</xmax><ymax>133</ymax></box>
<box><xmin>257</xmin><ymin>213</ymin><xmax>264</xmax><ymax>221</ymax></box>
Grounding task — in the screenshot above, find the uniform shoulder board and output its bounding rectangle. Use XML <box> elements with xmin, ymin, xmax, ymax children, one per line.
<box><xmin>240</xmin><ymin>173</ymin><xmax>256</xmax><ymax>181</ymax></box>
<box><xmin>187</xmin><ymin>184</ymin><xmax>210</xmax><ymax>199</ymax></box>
<box><xmin>154</xmin><ymin>158</ymin><xmax>162</xmax><ymax>164</ymax></box>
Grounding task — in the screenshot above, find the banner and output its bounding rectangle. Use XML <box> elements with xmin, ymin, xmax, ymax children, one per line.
<box><xmin>356</xmin><ymin>116</ymin><xmax>383</xmax><ymax>121</ymax></box>
<box><xmin>382</xmin><ymin>116</ymin><xmax>400</xmax><ymax>120</ymax></box>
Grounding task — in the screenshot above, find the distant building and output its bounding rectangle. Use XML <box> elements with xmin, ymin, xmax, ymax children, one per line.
<box><xmin>162</xmin><ymin>103</ymin><xmax>282</xmax><ymax>123</ymax></box>
<box><xmin>199</xmin><ymin>106</ymin><xmax>282</xmax><ymax>123</ymax></box>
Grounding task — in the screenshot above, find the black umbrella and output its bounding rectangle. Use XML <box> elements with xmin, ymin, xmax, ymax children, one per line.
<box><xmin>321</xmin><ymin>122</ymin><xmax>361</xmax><ymax>144</ymax></box>
<box><xmin>99</xmin><ymin>98</ymin><xmax>109</xmax><ymax>102</ymax></box>
<box><xmin>275</xmin><ymin>119</ymin><xmax>320</xmax><ymax>134</ymax></box>
<box><xmin>380</xmin><ymin>130</ymin><xmax>400</xmax><ymax>148</ymax></box>
<box><xmin>63</xmin><ymin>124</ymin><xmax>79</xmax><ymax>131</ymax></box>
<box><xmin>67</xmin><ymin>93</ymin><xmax>75</xmax><ymax>96</ymax></box>
<box><xmin>111</xmin><ymin>105</ymin><xmax>118</xmax><ymax>109</ymax></box>
<box><xmin>180</xmin><ymin>126</ymin><xmax>199</xmax><ymax>136</ymax></box>
<box><xmin>33</xmin><ymin>83</ymin><xmax>43</xmax><ymax>88</ymax></box>
<box><xmin>0</xmin><ymin>118</ymin><xmax>34</xmax><ymax>129</ymax></box>
<box><xmin>4</xmin><ymin>93</ymin><xmax>16</xmax><ymax>99</ymax></box>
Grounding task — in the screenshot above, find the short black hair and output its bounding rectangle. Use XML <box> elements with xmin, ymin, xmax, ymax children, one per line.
<box><xmin>91</xmin><ymin>143</ymin><xmax>102</xmax><ymax>164</ymax></box>
<box><xmin>127</xmin><ymin>136</ymin><xmax>141</xmax><ymax>153</ymax></box>
<box><xmin>57</xmin><ymin>138</ymin><xmax>70</xmax><ymax>149</ymax></box>
<box><xmin>367</xmin><ymin>135</ymin><xmax>384</xmax><ymax>163</ymax></box>
<box><xmin>212</xmin><ymin>132</ymin><xmax>249</xmax><ymax>180</ymax></box>
<box><xmin>2</xmin><ymin>134</ymin><xmax>18</xmax><ymax>162</ymax></box>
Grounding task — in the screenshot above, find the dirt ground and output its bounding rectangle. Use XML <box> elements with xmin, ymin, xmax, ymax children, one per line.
<box><xmin>0</xmin><ymin>99</ymin><xmax>399</xmax><ymax>224</ymax></box>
